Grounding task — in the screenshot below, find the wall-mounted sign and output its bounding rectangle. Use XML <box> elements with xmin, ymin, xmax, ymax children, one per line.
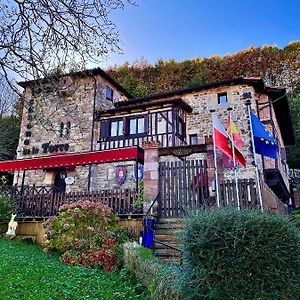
<box><xmin>116</xmin><ymin>166</ymin><xmax>127</xmax><ymax>185</ymax></box>
<box><xmin>134</xmin><ymin>165</ymin><xmax>144</xmax><ymax>181</ymax></box>
<box><xmin>65</xmin><ymin>176</ymin><xmax>75</xmax><ymax>185</ymax></box>
<box><xmin>23</xmin><ymin>142</ymin><xmax>70</xmax><ymax>156</ymax></box>
<box><xmin>41</xmin><ymin>143</ymin><xmax>70</xmax><ymax>154</ymax></box>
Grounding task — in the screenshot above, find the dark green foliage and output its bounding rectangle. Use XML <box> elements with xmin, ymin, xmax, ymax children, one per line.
<box><xmin>292</xmin><ymin>208</ymin><xmax>300</xmax><ymax>229</ymax></box>
<box><xmin>287</xmin><ymin>87</ymin><xmax>300</xmax><ymax>168</ymax></box>
<box><xmin>0</xmin><ymin>195</ymin><xmax>14</xmax><ymax>221</ymax></box>
<box><xmin>0</xmin><ymin>116</ymin><xmax>19</xmax><ymax>161</ymax></box>
<box><xmin>0</xmin><ymin>239</ymin><xmax>148</xmax><ymax>299</ymax></box>
<box><xmin>182</xmin><ymin>209</ymin><xmax>300</xmax><ymax>300</ymax></box>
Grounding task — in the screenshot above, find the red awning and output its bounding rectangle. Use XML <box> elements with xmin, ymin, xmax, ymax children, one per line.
<box><xmin>0</xmin><ymin>147</ymin><xmax>144</xmax><ymax>172</ymax></box>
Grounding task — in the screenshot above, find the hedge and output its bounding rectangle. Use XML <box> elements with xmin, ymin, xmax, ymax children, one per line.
<box><xmin>181</xmin><ymin>209</ymin><xmax>300</xmax><ymax>299</ymax></box>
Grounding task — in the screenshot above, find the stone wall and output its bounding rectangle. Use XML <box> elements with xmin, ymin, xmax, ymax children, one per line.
<box><xmin>180</xmin><ymin>84</ymin><xmax>284</xmax><ymax>182</ymax></box>
<box><xmin>14</xmin><ymin>73</ymin><xmax>129</xmax><ymax>189</ymax></box>
<box><xmin>90</xmin><ymin>161</ymin><xmax>137</xmax><ymax>191</ymax></box>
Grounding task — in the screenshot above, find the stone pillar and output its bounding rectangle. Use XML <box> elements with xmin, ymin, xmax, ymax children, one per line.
<box><xmin>143</xmin><ymin>141</ymin><xmax>160</xmax><ymax>213</ymax></box>
<box><xmin>205</xmin><ymin>136</ymin><xmax>224</xmax><ymax>199</ymax></box>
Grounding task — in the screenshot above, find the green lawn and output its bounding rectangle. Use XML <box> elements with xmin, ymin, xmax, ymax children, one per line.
<box><xmin>0</xmin><ymin>239</ymin><xmax>147</xmax><ymax>300</ymax></box>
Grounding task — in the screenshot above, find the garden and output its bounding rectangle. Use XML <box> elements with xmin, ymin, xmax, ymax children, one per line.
<box><xmin>2</xmin><ymin>194</ymin><xmax>300</xmax><ymax>299</ymax></box>
<box><xmin>0</xmin><ymin>239</ymin><xmax>147</xmax><ymax>299</ymax></box>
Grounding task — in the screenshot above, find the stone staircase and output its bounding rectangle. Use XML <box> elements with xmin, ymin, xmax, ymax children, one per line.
<box><xmin>154</xmin><ymin>217</ymin><xmax>185</xmax><ymax>264</ymax></box>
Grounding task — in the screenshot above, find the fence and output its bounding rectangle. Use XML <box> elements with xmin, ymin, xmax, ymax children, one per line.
<box><xmin>219</xmin><ymin>179</ymin><xmax>260</xmax><ymax>209</ymax></box>
<box><xmin>1</xmin><ymin>185</ymin><xmax>137</xmax><ymax>217</ymax></box>
<box><xmin>260</xmin><ymin>181</ymin><xmax>288</xmax><ymax>215</ymax></box>
<box><xmin>158</xmin><ymin>160</ymin><xmax>209</xmax><ymax>217</ymax></box>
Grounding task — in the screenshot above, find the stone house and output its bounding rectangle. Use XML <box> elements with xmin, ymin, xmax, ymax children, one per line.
<box><xmin>0</xmin><ymin>69</ymin><xmax>295</xmax><ymax>213</ymax></box>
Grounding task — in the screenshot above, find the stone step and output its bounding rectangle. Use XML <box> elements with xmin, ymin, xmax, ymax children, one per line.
<box><xmin>155</xmin><ymin>228</ymin><xmax>183</xmax><ymax>235</ymax></box>
<box><xmin>155</xmin><ymin>234</ymin><xmax>179</xmax><ymax>241</ymax></box>
<box><xmin>155</xmin><ymin>247</ymin><xmax>183</xmax><ymax>255</ymax></box>
<box><xmin>156</xmin><ymin>222</ymin><xmax>185</xmax><ymax>229</ymax></box>
<box><xmin>153</xmin><ymin>217</ymin><xmax>185</xmax><ymax>265</ymax></box>
<box><xmin>154</xmin><ymin>240</ymin><xmax>182</xmax><ymax>248</ymax></box>
<box><xmin>155</xmin><ymin>253</ymin><xmax>183</xmax><ymax>265</ymax></box>
<box><xmin>158</xmin><ymin>217</ymin><xmax>184</xmax><ymax>224</ymax></box>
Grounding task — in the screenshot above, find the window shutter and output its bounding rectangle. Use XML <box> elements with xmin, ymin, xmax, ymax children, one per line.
<box><xmin>100</xmin><ymin>120</ymin><xmax>109</xmax><ymax>138</ymax></box>
<box><xmin>123</xmin><ymin>117</ymin><xmax>130</xmax><ymax>135</ymax></box>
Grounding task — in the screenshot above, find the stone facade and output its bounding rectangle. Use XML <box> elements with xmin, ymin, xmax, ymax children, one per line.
<box><xmin>90</xmin><ymin>161</ymin><xmax>138</xmax><ymax>191</ymax></box>
<box><xmin>13</xmin><ymin>72</ymin><xmax>292</xmax><ymax>201</ymax></box>
<box><xmin>14</xmin><ymin>72</ymin><xmax>130</xmax><ymax>191</ymax></box>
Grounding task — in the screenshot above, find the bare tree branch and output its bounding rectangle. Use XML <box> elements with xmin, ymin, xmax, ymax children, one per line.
<box><xmin>0</xmin><ymin>0</ymin><xmax>135</xmax><ymax>83</ymax></box>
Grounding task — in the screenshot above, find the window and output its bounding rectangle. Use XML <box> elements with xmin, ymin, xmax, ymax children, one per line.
<box><xmin>106</xmin><ymin>86</ymin><xmax>114</xmax><ymax>101</ymax></box>
<box><xmin>100</xmin><ymin>116</ymin><xmax>147</xmax><ymax>139</ymax></box>
<box><xmin>66</xmin><ymin>122</ymin><xmax>71</xmax><ymax>139</ymax></box>
<box><xmin>59</xmin><ymin>122</ymin><xmax>71</xmax><ymax>139</ymax></box>
<box><xmin>129</xmin><ymin>117</ymin><xmax>145</xmax><ymax>135</ymax></box>
<box><xmin>189</xmin><ymin>134</ymin><xmax>198</xmax><ymax>145</ymax></box>
<box><xmin>110</xmin><ymin>120</ymin><xmax>123</xmax><ymax>137</ymax></box>
<box><xmin>176</xmin><ymin>116</ymin><xmax>185</xmax><ymax>137</ymax></box>
<box><xmin>59</xmin><ymin>122</ymin><xmax>64</xmax><ymax>137</ymax></box>
<box><xmin>218</xmin><ymin>92</ymin><xmax>228</xmax><ymax>104</ymax></box>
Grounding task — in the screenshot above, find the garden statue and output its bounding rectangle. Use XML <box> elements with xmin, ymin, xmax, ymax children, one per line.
<box><xmin>6</xmin><ymin>214</ymin><xmax>18</xmax><ymax>236</ymax></box>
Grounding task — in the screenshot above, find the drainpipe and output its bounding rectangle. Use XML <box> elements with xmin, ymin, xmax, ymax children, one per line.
<box><xmin>87</xmin><ymin>76</ymin><xmax>97</xmax><ymax>191</ymax></box>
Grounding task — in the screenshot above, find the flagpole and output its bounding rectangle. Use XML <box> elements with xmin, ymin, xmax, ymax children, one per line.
<box><xmin>210</xmin><ymin>110</ymin><xmax>220</xmax><ymax>207</ymax></box>
<box><xmin>227</xmin><ymin>107</ymin><xmax>240</xmax><ymax>210</ymax></box>
<box><xmin>246</xmin><ymin>100</ymin><xmax>264</xmax><ymax>211</ymax></box>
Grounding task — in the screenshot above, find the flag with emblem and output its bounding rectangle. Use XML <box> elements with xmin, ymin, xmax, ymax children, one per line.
<box><xmin>227</xmin><ymin>113</ymin><xmax>244</xmax><ymax>150</ymax></box>
<box><xmin>223</xmin><ymin>113</ymin><xmax>244</xmax><ymax>168</ymax></box>
<box><xmin>250</xmin><ymin>112</ymin><xmax>277</xmax><ymax>159</ymax></box>
<box><xmin>212</xmin><ymin>114</ymin><xmax>246</xmax><ymax>167</ymax></box>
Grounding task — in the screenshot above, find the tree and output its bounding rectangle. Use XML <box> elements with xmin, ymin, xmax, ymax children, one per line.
<box><xmin>0</xmin><ymin>0</ymin><xmax>134</xmax><ymax>87</ymax></box>
<box><xmin>287</xmin><ymin>88</ymin><xmax>300</xmax><ymax>168</ymax></box>
<box><xmin>0</xmin><ymin>74</ymin><xmax>16</xmax><ymax>117</ymax></box>
<box><xmin>0</xmin><ymin>116</ymin><xmax>19</xmax><ymax>162</ymax></box>
<box><xmin>0</xmin><ymin>74</ymin><xmax>19</xmax><ymax>161</ymax></box>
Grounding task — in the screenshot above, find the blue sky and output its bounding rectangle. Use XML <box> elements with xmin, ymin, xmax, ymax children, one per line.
<box><xmin>100</xmin><ymin>0</ymin><xmax>299</xmax><ymax>67</ymax></box>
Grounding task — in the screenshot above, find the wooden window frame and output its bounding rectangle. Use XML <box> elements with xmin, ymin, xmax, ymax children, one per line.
<box><xmin>128</xmin><ymin>116</ymin><xmax>147</xmax><ymax>137</ymax></box>
<box><xmin>100</xmin><ymin>115</ymin><xmax>148</xmax><ymax>141</ymax></box>
<box><xmin>175</xmin><ymin>115</ymin><xmax>186</xmax><ymax>139</ymax></box>
<box><xmin>106</xmin><ymin>86</ymin><xmax>114</xmax><ymax>101</ymax></box>
<box><xmin>189</xmin><ymin>134</ymin><xmax>198</xmax><ymax>145</ymax></box>
<box><xmin>110</xmin><ymin>118</ymin><xmax>124</xmax><ymax>139</ymax></box>
<box><xmin>218</xmin><ymin>92</ymin><xmax>228</xmax><ymax>105</ymax></box>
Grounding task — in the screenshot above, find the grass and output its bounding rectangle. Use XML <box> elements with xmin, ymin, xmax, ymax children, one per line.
<box><xmin>0</xmin><ymin>239</ymin><xmax>148</xmax><ymax>300</ymax></box>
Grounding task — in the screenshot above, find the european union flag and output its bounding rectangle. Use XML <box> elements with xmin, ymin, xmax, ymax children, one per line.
<box><xmin>250</xmin><ymin>112</ymin><xmax>277</xmax><ymax>159</ymax></box>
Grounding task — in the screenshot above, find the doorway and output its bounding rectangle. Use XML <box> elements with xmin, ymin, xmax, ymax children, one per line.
<box><xmin>53</xmin><ymin>168</ymin><xmax>66</xmax><ymax>193</ymax></box>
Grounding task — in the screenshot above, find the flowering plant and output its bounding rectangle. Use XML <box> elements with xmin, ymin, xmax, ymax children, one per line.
<box><xmin>43</xmin><ymin>200</ymin><xmax>134</xmax><ymax>271</ymax></box>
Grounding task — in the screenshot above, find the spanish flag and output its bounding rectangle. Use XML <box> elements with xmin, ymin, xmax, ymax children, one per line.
<box><xmin>227</xmin><ymin>113</ymin><xmax>244</xmax><ymax>150</ymax></box>
<box><xmin>212</xmin><ymin>114</ymin><xmax>246</xmax><ymax>167</ymax></box>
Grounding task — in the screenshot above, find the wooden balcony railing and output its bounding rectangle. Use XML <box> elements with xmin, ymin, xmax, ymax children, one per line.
<box><xmin>1</xmin><ymin>186</ymin><xmax>138</xmax><ymax>218</ymax></box>
<box><xmin>99</xmin><ymin>133</ymin><xmax>186</xmax><ymax>150</ymax></box>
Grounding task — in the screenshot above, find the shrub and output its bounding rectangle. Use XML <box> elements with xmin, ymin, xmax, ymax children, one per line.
<box><xmin>292</xmin><ymin>208</ymin><xmax>300</xmax><ymax>228</ymax></box>
<box><xmin>182</xmin><ymin>208</ymin><xmax>300</xmax><ymax>300</ymax></box>
<box><xmin>0</xmin><ymin>195</ymin><xmax>14</xmax><ymax>221</ymax></box>
<box><xmin>43</xmin><ymin>200</ymin><xmax>134</xmax><ymax>271</ymax></box>
<box><xmin>124</xmin><ymin>242</ymin><xmax>181</xmax><ymax>299</ymax></box>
